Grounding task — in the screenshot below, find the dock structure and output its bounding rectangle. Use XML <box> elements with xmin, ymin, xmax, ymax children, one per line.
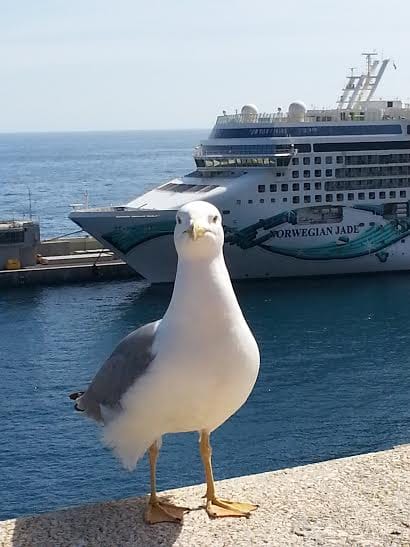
<box><xmin>0</xmin><ymin>260</ymin><xmax>138</xmax><ymax>288</ymax></box>
<box><xmin>0</xmin><ymin>219</ymin><xmax>40</xmax><ymax>270</ymax></box>
<box><xmin>1</xmin><ymin>444</ymin><xmax>408</xmax><ymax>546</ymax></box>
<box><xmin>0</xmin><ymin>235</ymin><xmax>139</xmax><ymax>288</ymax></box>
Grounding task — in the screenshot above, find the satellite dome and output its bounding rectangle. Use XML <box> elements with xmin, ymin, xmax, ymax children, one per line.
<box><xmin>241</xmin><ymin>104</ymin><xmax>259</xmax><ymax>118</ymax></box>
<box><xmin>288</xmin><ymin>101</ymin><xmax>306</xmax><ymax>122</ymax></box>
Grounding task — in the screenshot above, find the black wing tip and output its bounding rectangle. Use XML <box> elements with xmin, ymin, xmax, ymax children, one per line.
<box><xmin>74</xmin><ymin>403</ymin><xmax>85</xmax><ymax>412</ymax></box>
<box><xmin>69</xmin><ymin>391</ymin><xmax>84</xmax><ymax>400</ymax></box>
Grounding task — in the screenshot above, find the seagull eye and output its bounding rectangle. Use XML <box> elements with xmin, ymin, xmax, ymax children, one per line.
<box><xmin>212</xmin><ymin>216</ymin><xmax>218</xmax><ymax>223</ymax></box>
<box><xmin>177</xmin><ymin>217</ymin><xmax>181</xmax><ymax>224</ymax></box>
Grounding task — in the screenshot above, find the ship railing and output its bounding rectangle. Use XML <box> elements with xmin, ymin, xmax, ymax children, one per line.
<box><xmin>193</xmin><ymin>147</ymin><xmax>295</xmax><ymax>159</ymax></box>
<box><xmin>215</xmin><ymin>109</ymin><xmax>410</xmax><ymax>125</ymax></box>
<box><xmin>215</xmin><ymin>113</ymin><xmax>289</xmax><ymax>125</ymax></box>
<box><xmin>69</xmin><ymin>205</ymin><xmax>129</xmax><ymax>213</ymax></box>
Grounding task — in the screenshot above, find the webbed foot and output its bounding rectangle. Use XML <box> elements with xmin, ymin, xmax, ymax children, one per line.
<box><xmin>206</xmin><ymin>498</ymin><xmax>258</xmax><ymax>518</ymax></box>
<box><xmin>144</xmin><ymin>499</ymin><xmax>189</xmax><ymax>524</ymax></box>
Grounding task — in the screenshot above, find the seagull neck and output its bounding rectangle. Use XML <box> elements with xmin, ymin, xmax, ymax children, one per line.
<box><xmin>164</xmin><ymin>255</ymin><xmax>243</xmax><ymax>320</ymax></box>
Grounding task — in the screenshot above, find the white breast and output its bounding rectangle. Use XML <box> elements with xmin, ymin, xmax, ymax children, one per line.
<box><xmin>153</xmin><ymin>314</ymin><xmax>260</xmax><ymax>432</ymax></box>
<box><xmin>132</xmin><ymin>256</ymin><xmax>259</xmax><ymax>432</ymax></box>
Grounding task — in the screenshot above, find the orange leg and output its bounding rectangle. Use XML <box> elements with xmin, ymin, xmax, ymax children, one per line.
<box><xmin>144</xmin><ymin>441</ymin><xmax>189</xmax><ymax>524</ymax></box>
<box><xmin>199</xmin><ymin>431</ymin><xmax>258</xmax><ymax>518</ymax></box>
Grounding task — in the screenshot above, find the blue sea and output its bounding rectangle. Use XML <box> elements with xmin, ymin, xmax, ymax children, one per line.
<box><xmin>0</xmin><ymin>130</ymin><xmax>206</xmax><ymax>238</ymax></box>
<box><xmin>0</xmin><ymin>131</ymin><xmax>410</xmax><ymax>521</ymax></box>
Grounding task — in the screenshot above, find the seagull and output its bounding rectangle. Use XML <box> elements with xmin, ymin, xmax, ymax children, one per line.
<box><xmin>70</xmin><ymin>201</ymin><xmax>260</xmax><ymax>524</ymax></box>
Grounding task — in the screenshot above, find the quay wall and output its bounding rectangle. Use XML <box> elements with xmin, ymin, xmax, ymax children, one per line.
<box><xmin>0</xmin><ymin>261</ymin><xmax>138</xmax><ymax>289</ymax></box>
<box><xmin>0</xmin><ymin>444</ymin><xmax>408</xmax><ymax>546</ymax></box>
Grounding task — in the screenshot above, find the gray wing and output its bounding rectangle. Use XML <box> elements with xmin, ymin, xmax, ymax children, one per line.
<box><xmin>77</xmin><ymin>320</ymin><xmax>160</xmax><ymax>422</ymax></box>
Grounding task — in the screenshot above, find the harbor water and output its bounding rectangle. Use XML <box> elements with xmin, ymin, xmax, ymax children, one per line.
<box><xmin>0</xmin><ymin>130</ymin><xmax>207</xmax><ymax>238</ymax></box>
<box><xmin>0</xmin><ymin>131</ymin><xmax>410</xmax><ymax>520</ymax></box>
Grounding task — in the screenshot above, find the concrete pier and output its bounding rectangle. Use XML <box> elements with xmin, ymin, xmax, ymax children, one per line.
<box><xmin>0</xmin><ymin>236</ymin><xmax>140</xmax><ymax>288</ymax></box>
<box><xmin>1</xmin><ymin>444</ymin><xmax>408</xmax><ymax>546</ymax></box>
<box><xmin>38</xmin><ymin>236</ymin><xmax>103</xmax><ymax>257</ymax></box>
<box><xmin>0</xmin><ymin>260</ymin><xmax>138</xmax><ymax>288</ymax></box>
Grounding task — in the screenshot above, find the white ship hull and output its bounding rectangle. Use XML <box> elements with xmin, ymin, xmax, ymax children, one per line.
<box><xmin>71</xmin><ymin>203</ymin><xmax>410</xmax><ymax>283</ymax></box>
<box><xmin>127</xmin><ymin>235</ymin><xmax>410</xmax><ymax>284</ymax></box>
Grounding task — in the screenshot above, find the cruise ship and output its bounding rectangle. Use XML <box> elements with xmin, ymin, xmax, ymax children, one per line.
<box><xmin>70</xmin><ymin>53</ymin><xmax>410</xmax><ymax>283</ymax></box>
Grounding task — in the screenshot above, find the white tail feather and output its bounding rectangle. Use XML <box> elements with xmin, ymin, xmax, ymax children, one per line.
<box><xmin>102</xmin><ymin>416</ymin><xmax>159</xmax><ymax>471</ymax></box>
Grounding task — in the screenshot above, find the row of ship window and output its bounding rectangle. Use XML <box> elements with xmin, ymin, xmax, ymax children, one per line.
<box><xmin>212</xmin><ymin>125</ymin><xmax>402</xmax><ymax>139</ymax></box>
<box><xmin>292</xmin><ymin>165</ymin><xmax>410</xmax><ymax>180</ymax></box>
<box><xmin>259</xmin><ymin>182</ymin><xmax>327</xmax><ymax>192</ymax></box>
<box><xmin>159</xmin><ymin>178</ymin><xmax>410</xmax><ymax>195</ymax></box>
<box><xmin>293</xmin><ymin>154</ymin><xmax>410</xmax><ymax>166</ymax></box>
<box><xmin>198</xmin><ymin>156</ymin><xmax>341</xmax><ymax>170</ymax></box>
<box><xmin>200</xmin><ymin>151</ymin><xmax>410</xmax><ymax>166</ymax></box>
<box><xmin>196</xmin><ymin>158</ymin><xmax>289</xmax><ymax>168</ymax></box>
<box><xmin>292</xmin><ymin>169</ymin><xmax>333</xmax><ymax>178</ymax></box>
<box><xmin>291</xmin><ymin>156</ymin><xmax>342</xmax><ymax>165</ymax></box>
<box><xmin>237</xmin><ymin>190</ymin><xmax>407</xmax><ymax>206</ymax></box>
<box><xmin>344</xmin><ymin>153</ymin><xmax>410</xmax><ymax>165</ymax></box>
<box><xmin>314</xmin><ymin>141</ymin><xmax>410</xmax><ymax>153</ymax></box>
<box><xmin>326</xmin><ymin>178</ymin><xmax>410</xmax><ymax>191</ymax></box>
<box><xmin>335</xmin><ymin>165</ymin><xmax>410</xmax><ymax>178</ymax></box>
<box><xmin>205</xmin><ymin>141</ymin><xmax>410</xmax><ymax>155</ymax></box>
<box><xmin>197</xmin><ymin>153</ymin><xmax>410</xmax><ymax>171</ymax></box>
<box><xmin>261</xmin><ymin>178</ymin><xmax>410</xmax><ymax>193</ymax></box>
<box><xmin>201</xmin><ymin>145</ymin><xmax>294</xmax><ymax>155</ymax></box>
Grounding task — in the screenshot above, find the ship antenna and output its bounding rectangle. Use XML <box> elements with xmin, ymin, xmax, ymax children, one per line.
<box><xmin>362</xmin><ymin>52</ymin><xmax>376</xmax><ymax>77</ymax></box>
<box><xmin>26</xmin><ymin>185</ymin><xmax>33</xmax><ymax>219</ymax></box>
<box><xmin>345</xmin><ymin>52</ymin><xmax>390</xmax><ymax>108</ymax></box>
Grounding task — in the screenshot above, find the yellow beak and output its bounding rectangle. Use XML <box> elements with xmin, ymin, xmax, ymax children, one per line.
<box><xmin>188</xmin><ymin>221</ymin><xmax>206</xmax><ymax>241</ymax></box>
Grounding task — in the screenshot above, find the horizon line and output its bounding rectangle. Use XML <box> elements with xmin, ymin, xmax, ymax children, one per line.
<box><xmin>0</xmin><ymin>128</ymin><xmax>209</xmax><ymax>136</ymax></box>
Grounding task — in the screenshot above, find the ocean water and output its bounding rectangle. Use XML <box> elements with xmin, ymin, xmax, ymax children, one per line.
<box><xmin>1</xmin><ymin>132</ymin><xmax>410</xmax><ymax>521</ymax></box>
<box><xmin>0</xmin><ymin>130</ymin><xmax>207</xmax><ymax>238</ymax></box>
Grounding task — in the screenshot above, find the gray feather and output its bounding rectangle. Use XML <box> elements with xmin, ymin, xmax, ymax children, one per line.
<box><xmin>77</xmin><ymin>320</ymin><xmax>160</xmax><ymax>422</ymax></box>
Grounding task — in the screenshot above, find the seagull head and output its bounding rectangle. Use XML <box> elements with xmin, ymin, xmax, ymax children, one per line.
<box><xmin>174</xmin><ymin>201</ymin><xmax>224</xmax><ymax>260</ymax></box>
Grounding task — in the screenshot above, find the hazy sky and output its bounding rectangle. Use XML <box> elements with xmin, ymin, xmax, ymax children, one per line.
<box><xmin>1</xmin><ymin>0</ymin><xmax>409</xmax><ymax>132</ymax></box>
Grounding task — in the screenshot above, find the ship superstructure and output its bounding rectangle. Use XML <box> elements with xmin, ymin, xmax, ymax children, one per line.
<box><xmin>70</xmin><ymin>54</ymin><xmax>410</xmax><ymax>283</ymax></box>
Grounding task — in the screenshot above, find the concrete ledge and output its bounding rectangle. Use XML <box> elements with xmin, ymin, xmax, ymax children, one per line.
<box><xmin>0</xmin><ymin>261</ymin><xmax>139</xmax><ymax>288</ymax></box>
<box><xmin>39</xmin><ymin>237</ymin><xmax>103</xmax><ymax>256</ymax></box>
<box><xmin>1</xmin><ymin>445</ymin><xmax>409</xmax><ymax>547</ymax></box>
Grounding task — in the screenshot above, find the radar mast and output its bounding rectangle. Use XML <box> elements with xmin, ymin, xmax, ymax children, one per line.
<box><xmin>337</xmin><ymin>52</ymin><xmax>390</xmax><ymax>110</ymax></box>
